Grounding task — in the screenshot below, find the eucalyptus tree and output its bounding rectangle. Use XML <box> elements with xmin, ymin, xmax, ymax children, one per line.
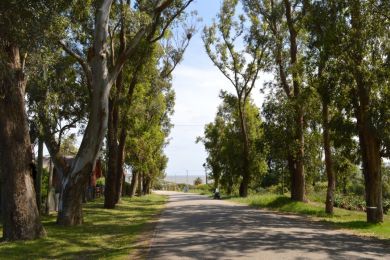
<box><xmin>304</xmin><ymin>0</ymin><xmax>341</xmax><ymax>214</ymax></box>
<box><xmin>0</xmin><ymin>0</ymin><xmax>70</xmax><ymax>240</ymax></box>
<box><xmin>104</xmin><ymin>19</ymin><xmax>193</xmax><ymax>208</ymax></box>
<box><xmin>125</xmin><ymin>59</ymin><xmax>175</xmax><ymax>197</ymax></box>
<box><xmin>243</xmin><ymin>0</ymin><xmax>310</xmax><ymax>201</ymax></box>
<box><xmin>203</xmin><ymin>0</ymin><xmax>269</xmax><ymax>197</ymax></box>
<box><xmin>38</xmin><ymin>0</ymin><xmax>194</xmax><ymax>225</ymax></box>
<box><xmin>340</xmin><ymin>0</ymin><xmax>389</xmax><ymax>223</ymax></box>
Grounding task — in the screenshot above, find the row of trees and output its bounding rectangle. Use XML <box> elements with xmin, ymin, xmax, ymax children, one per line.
<box><xmin>0</xmin><ymin>0</ymin><xmax>194</xmax><ymax>241</ymax></box>
<box><xmin>200</xmin><ymin>0</ymin><xmax>389</xmax><ymax>223</ymax></box>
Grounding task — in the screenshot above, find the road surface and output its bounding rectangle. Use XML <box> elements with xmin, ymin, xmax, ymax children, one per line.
<box><xmin>147</xmin><ymin>191</ymin><xmax>389</xmax><ymax>260</ymax></box>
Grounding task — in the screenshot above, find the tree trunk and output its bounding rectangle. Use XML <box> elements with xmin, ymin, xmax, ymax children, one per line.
<box><xmin>129</xmin><ymin>171</ymin><xmax>138</xmax><ymax>197</ymax></box>
<box><xmin>35</xmin><ymin>138</ymin><xmax>44</xmax><ymax>212</ymax></box>
<box><xmin>291</xmin><ymin>107</ymin><xmax>306</xmax><ymax>201</ymax></box>
<box><xmin>237</xmin><ymin>100</ymin><xmax>250</xmax><ymax>197</ymax></box>
<box><xmin>284</xmin><ymin>0</ymin><xmax>306</xmax><ymax>202</ymax></box>
<box><xmin>104</xmin><ymin>97</ymin><xmax>119</xmax><ymax>209</ymax></box>
<box><xmin>322</xmin><ymin>101</ymin><xmax>335</xmax><ymax>214</ymax></box>
<box><xmin>115</xmin><ymin>129</ymin><xmax>126</xmax><ymax>203</ymax></box>
<box><xmin>137</xmin><ymin>172</ymin><xmax>143</xmax><ymax>196</ymax></box>
<box><xmin>0</xmin><ymin>44</ymin><xmax>45</xmax><ymax>240</ymax></box>
<box><xmin>354</xmin><ymin>79</ymin><xmax>383</xmax><ymax>223</ymax></box>
<box><xmin>143</xmin><ymin>176</ymin><xmax>151</xmax><ymax>195</ymax></box>
<box><xmin>57</xmin><ymin>163</ymin><xmax>92</xmax><ymax>225</ymax></box>
<box><xmin>56</xmin><ymin>1</ymin><xmax>114</xmax><ymax>224</ymax></box>
<box><xmin>350</xmin><ymin>1</ymin><xmax>383</xmax><ymax>223</ymax></box>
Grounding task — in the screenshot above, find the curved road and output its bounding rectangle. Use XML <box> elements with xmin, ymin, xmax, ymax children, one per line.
<box><xmin>148</xmin><ymin>191</ymin><xmax>389</xmax><ymax>260</ymax></box>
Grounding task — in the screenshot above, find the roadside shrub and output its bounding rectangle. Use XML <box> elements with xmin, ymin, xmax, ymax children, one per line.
<box><xmin>334</xmin><ymin>193</ymin><xmax>366</xmax><ymax>211</ymax></box>
<box><xmin>313</xmin><ymin>181</ymin><xmax>328</xmax><ymax>193</ymax></box>
<box><xmin>347</xmin><ymin>182</ymin><xmax>365</xmax><ymax>196</ymax></box>
<box><xmin>266</xmin><ymin>184</ymin><xmax>287</xmax><ymax>194</ymax></box>
<box><xmin>193</xmin><ymin>177</ymin><xmax>203</xmax><ymax>186</ymax></box>
<box><xmin>383</xmin><ymin>199</ymin><xmax>390</xmax><ymax>214</ymax></box>
<box><xmin>195</xmin><ymin>184</ymin><xmax>210</xmax><ymax>191</ymax></box>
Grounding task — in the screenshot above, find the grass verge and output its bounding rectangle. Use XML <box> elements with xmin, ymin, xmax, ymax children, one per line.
<box><xmin>0</xmin><ymin>194</ymin><xmax>167</xmax><ymax>259</ymax></box>
<box><xmin>229</xmin><ymin>194</ymin><xmax>390</xmax><ymax>240</ymax></box>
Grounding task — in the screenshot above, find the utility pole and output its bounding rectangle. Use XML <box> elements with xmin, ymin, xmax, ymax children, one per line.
<box><xmin>186</xmin><ymin>170</ymin><xmax>189</xmax><ymax>185</ymax></box>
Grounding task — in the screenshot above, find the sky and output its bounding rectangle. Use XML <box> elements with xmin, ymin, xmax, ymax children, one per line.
<box><xmin>164</xmin><ymin>0</ymin><xmax>269</xmax><ymax>177</ymax></box>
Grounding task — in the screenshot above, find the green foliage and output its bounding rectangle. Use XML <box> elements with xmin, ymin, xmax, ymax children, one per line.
<box><xmin>96</xmin><ymin>177</ymin><xmax>105</xmax><ymax>186</ymax></box>
<box><xmin>59</xmin><ymin>134</ymin><xmax>78</xmax><ymax>156</ymax></box>
<box><xmin>198</xmin><ymin>92</ymin><xmax>266</xmax><ymax>194</ymax></box>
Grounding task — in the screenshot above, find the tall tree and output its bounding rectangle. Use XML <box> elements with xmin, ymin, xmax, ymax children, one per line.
<box><xmin>203</xmin><ymin>0</ymin><xmax>269</xmax><ymax>197</ymax></box>
<box><xmin>244</xmin><ymin>0</ymin><xmax>308</xmax><ymax>201</ymax></box>
<box><xmin>305</xmin><ymin>0</ymin><xmax>341</xmax><ymax>214</ymax></box>
<box><xmin>0</xmin><ymin>0</ymin><xmax>68</xmax><ymax>241</ymax></box>
<box><xmin>104</xmin><ymin>13</ymin><xmax>193</xmax><ymax>208</ymax></box>
<box><xmin>199</xmin><ymin>92</ymin><xmax>266</xmax><ymax>195</ymax></box>
<box><xmin>344</xmin><ymin>0</ymin><xmax>388</xmax><ymax>223</ymax></box>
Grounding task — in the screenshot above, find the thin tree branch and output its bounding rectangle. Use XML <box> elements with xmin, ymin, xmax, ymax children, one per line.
<box><xmin>150</xmin><ymin>0</ymin><xmax>194</xmax><ymax>42</ymax></box>
<box><xmin>58</xmin><ymin>40</ymin><xmax>93</xmax><ymax>91</ymax></box>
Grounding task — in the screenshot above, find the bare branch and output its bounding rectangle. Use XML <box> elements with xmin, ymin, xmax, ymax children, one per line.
<box><xmin>58</xmin><ymin>40</ymin><xmax>93</xmax><ymax>91</ymax></box>
<box><xmin>151</xmin><ymin>0</ymin><xmax>194</xmax><ymax>42</ymax></box>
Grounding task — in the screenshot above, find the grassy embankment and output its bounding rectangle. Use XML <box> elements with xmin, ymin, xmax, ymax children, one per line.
<box><xmin>0</xmin><ymin>194</ymin><xmax>167</xmax><ymax>259</ymax></box>
<box><xmin>230</xmin><ymin>194</ymin><xmax>390</xmax><ymax>240</ymax></box>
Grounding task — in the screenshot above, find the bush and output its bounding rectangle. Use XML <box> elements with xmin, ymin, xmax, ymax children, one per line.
<box><xmin>266</xmin><ymin>184</ymin><xmax>287</xmax><ymax>194</ymax></box>
<box><xmin>195</xmin><ymin>184</ymin><xmax>211</xmax><ymax>191</ymax></box>
<box><xmin>333</xmin><ymin>193</ymin><xmax>366</xmax><ymax>211</ymax></box>
<box><xmin>383</xmin><ymin>199</ymin><xmax>390</xmax><ymax>215</ymax></box>
<box><xmin>313</xmin><ymin>182</ymin><xmax>328</xmax><ymax>193</ymax></box>
<box><xmin>193</xmin><ymin>177</ymin><xmax>202</xmax><ymax>186</ymax></box>
<box><xmin>96</xmin><ymin>177</ymin><xmax>105</xmax><ymax>186</ymax></box>
<box><xmin>347</xmin><ymin>182</ymin><xmax>365</xmax><ymax>196</ymax></box>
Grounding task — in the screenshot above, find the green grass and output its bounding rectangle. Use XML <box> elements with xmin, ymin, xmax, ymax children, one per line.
<box><xmin>230</xmin><ymin>194</ymin><xmax>390</xmax><ymax>240</ymax></box>
<box><xmin>188</xmin><ymin>188</ymin><xmax>212</xmax><ymax>196</ymax></box>
<box><xmin>0</xmin><ymin>194</ymin><xmax>167</xmax><ymax>259</ymax></box>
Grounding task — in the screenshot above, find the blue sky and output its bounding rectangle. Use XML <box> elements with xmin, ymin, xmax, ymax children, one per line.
<box><xmin>164</xmin><ymin>0</ymin><xmax>268</xmax><ymax>176</ymax></box>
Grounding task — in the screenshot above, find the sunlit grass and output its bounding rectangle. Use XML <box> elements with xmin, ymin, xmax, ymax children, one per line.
<box><xmin>230</xmin><ymin>194</ymin><xmax>390</xmax><ymax>240</ymax></box>
<box><xmin>0</xmin><ymin>194</ymin><xmax>167</xmax><ymax>259</ymax></box>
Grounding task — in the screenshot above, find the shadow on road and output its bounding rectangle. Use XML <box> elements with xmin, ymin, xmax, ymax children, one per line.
<box><xmin>147</xmin><ymin>193</ymin><xmax>389</xmax><ymax>260</ymax></box>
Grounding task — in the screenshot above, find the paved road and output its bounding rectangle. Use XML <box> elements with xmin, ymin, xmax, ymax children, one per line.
<box><xmin>148</xmin><ymin>191</ymin><xmax>389</xmax><ymax>260</ymax></box>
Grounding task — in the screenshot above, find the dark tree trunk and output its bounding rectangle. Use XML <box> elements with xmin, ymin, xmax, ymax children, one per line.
<box><xmin>104</xmin><ymin>96</ymin><xmax>119</xmax><ymax>209</ymax></box>
<box><xmin>291</xmin><ymin>107</ymin><xmax>306</xmax><ymax>201</ymax></box>
<box><xmin>350</xmin><ymin>1</ymin><xmax>383</xmax><ymax>223</ymax></box>
<box><xmin>322</xmin><ymin>101</ymin><xmax>335</xmax><ymax>214</ymax></box>
<box><xmin>129</xmin><ymin>171</ymin><xmax>138</xmax><ymax>197</ymax></box>
<box><xmin>115</xmin><ymin>129</ymin><xmax>126</xmax><ymax>203</ymax></box>
<box><xmin>0</xmin><ymin>44</ymin><xmax>45</xmax><ymax>240</ymax></box>
<box><xmin>237</xmin><ymin>100</ymin><xmax>250</xmax><ymax>197</ymax></box>
<box><xmin>227</xmin><ymin>176</ymin><xmax>233</xmax><ymax>195</ymax></box>
<box><xmin>35</xmin><ymin>138</ymin><xmax>44</xmax><ymax>212</ymax></box>
<box><xmin>45</xmin><ymin>158</ymin><xmax>54</xmax><ymax>215</ymax></box>
<box><xmin>354</xmin><ymin>78</ymin><xmax>383</xmax><ymax>223</ymax></box>
<box><xmin>284</xmin><ymin>0</ymin><xmax>306</xmax><ymax>202</ymax></box>
<box><xmin>137</xmin><ymin>172</ymin><xmax>143</xmax><ymax>196</ymax></box>
<box><xmin>143</xmin><ymin>176</ymin><xmax>151</xmax><ymax>195</ymax></box>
